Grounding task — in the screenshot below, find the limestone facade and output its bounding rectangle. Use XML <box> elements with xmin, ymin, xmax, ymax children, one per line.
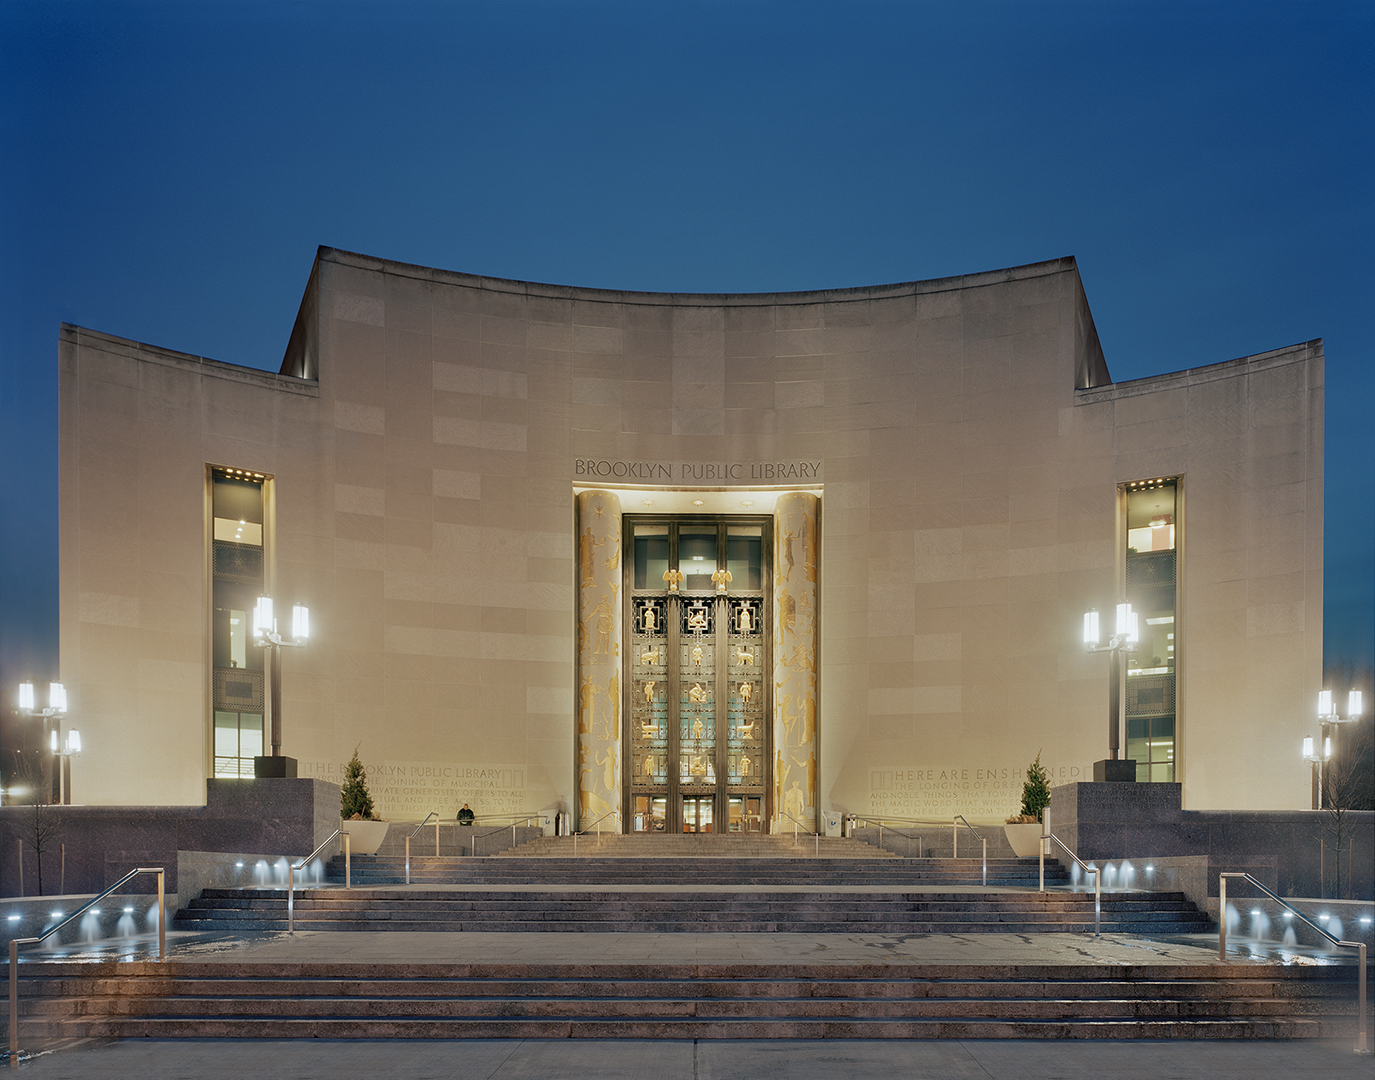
<box><xmin>57</xmin><ymin>250</ymin><xmax>1323</xmax><ymax>818</ymax></box>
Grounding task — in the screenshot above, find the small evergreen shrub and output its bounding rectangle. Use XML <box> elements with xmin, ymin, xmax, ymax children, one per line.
<box><xmin>340</xmin><ymin>745</ymin><xmax>376</xmax><ymax>821</ymax></box>
<box><xmin>1013</xmin><ymin>750</ymin><xmax>1051</xmax><ymax>823</ymax></box>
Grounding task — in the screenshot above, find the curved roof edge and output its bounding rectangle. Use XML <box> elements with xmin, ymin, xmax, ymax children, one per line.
<box><xmin>314</xmin><ymin>245</ymin><xmax>1083</xmax><ymax>306</ymax></box>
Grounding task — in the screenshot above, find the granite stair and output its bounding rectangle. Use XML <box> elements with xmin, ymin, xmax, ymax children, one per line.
<box><xmin>10</xmin><ymin>960</ymin><xmax>1367</xmax><ymax>1040</ymax></box>
<box><xmin>326</xmin><ymin>854</ymin><xmax>1063</xmax><ymax>887</ymax></box>
<box><xmin>176</xmin><ymin>883</ymin><xmax>1211</xmax><ymax>935</ymax></box>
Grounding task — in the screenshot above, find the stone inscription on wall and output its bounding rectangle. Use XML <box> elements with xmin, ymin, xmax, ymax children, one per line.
<box><xmin>574</xmin><ymin>459</ymin><xmax>821</xmax><ymax>483</ymax></box>
<box><xmin>869</xmin><ymin>760</ymin><xmax>1094</xmax><ymax>822</ymax></box>
<box><xmin>300</xmin><ymin>759</ymin><xmax>527</xmax><ymax>821</ymax></box>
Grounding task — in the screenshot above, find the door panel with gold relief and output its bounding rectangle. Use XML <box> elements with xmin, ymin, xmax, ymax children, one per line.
<box><xmin>624</xmin><ymin>518</ymin><xmax>770</xmax><ymax>834</ymax></box>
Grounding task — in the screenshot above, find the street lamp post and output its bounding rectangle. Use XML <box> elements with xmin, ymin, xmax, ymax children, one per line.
<box><xmin>17</xmin><ymin>682</ymin><xmax>80</xmax><ymax>804</ymax></box>
<box><xmin>250</xmin><ymin>596</ymin><xmax>309</xmax><ymax>779</ymax></box>
<box><xmin>1305</xmin><ymin>689</ymin><xmax>1363</xmax><ymax>809</ymax></box>
<box><xmin>1082</xmin><ymin>603</ymin><xmax>1139</xmax><ymax>782</ymax></box>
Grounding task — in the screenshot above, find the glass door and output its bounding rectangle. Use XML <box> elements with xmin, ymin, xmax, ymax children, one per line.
<box><xmin>682</xmin><ymin>796</ymin><xmax>714</xmax><ymax>833</ymax></box>
<box><xmin>728</xmin><ymin>795</ymin><xmax>763</xmax><ymax>832</ymax></box>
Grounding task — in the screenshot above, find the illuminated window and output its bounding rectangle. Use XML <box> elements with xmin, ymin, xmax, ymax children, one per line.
<box><xmin>210</xmin><ymin>468</ymin><xmax>266</xmax><ymax>778</ymax></box>
<box><xmin>1124</xmin><ymin>478</ymin><xmax>1178</xmax><ymax>782</ymax></box>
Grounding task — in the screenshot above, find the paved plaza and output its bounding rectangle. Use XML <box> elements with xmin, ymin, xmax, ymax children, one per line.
<box><xmin>12</xmin><ymin>920</ymin><xmax>1353</xmax><ymax>968</ymax></box>
<box><xmin>12</xmin><ymin>1035</ymin><xmax>1373</xmax><ymax>1079</ymax></box>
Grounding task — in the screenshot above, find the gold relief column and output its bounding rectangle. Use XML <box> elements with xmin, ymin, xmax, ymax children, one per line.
<box><xmin>773</xmin><ymin>491</ymin><xmax>818</xmax><ymax>832</ymax></box>
<box><xmin>577</xmin><ymin>490</ymin><xmax>623</xmax><ymax>832</ymax></box>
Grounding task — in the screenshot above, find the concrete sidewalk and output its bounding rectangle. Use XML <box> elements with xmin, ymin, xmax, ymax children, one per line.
<box><xmin>12</xmin><ymin>1036</ymin><xmax>1374</xmax><ymax>1079</ymax></box>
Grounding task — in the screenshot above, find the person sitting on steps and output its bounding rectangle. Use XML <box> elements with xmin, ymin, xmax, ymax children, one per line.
<box><xmin>457</xmin><ymin>803</ymin><xmax>475</xmax><ymax>826</ymax></box>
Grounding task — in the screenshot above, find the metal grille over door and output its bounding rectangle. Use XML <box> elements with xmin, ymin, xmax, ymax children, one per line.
<box><xmin>625</xmin><ymin>518</ymin><xmax>769</xmax><ymax>833</ymax></box>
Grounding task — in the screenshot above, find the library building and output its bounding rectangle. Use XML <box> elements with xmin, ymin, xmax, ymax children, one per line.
<box><xmin>56</xmin><ymin>249</ymin><xmax>1325</xmax><ymax>828</ymax></box>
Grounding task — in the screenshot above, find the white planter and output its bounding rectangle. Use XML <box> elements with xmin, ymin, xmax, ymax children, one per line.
<box><xmin>1004</xmin><ymin>822</ymin><xmax>1044</xmax><ymax>858</ymax></box>
<box><xmin>341</xmin><ymin>819</ymin><xmax>390</xmax><ymax>855</ymax></box>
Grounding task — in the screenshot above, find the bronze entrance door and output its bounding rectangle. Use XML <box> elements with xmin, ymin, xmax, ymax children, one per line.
<box><xmin>624</xmin><ymin>519</ymin><xmax>770</xmax><ymax>834</ymax></box>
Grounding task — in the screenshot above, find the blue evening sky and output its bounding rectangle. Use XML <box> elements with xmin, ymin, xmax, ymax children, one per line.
<box><xmin>2</xmin><ymin>1</ymin><xmax>1371</xmax><ymax>689</ymax></box>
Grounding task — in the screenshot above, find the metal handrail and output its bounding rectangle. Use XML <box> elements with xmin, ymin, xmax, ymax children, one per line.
<box><xmin>404</xmin><ymin>813</ymin><xmax>439</xmax><ymax>883</ymax></box>
<box><xmin>573</xmin><ymin>810</ymin><xmax>621</xmax><ymax>857</ymax></box>
<box><xmin>1038</xmin><ymin>827</ymin><xmax>1100</xmax><ymax>938</ymax></box>
<box><xmin>468</xmin><ymin>811</ymin><xmax>545</xmax><ymax>824</ymax></box>
<box><xmin>1220</xmin><ymin>872</ymin><xmax>1368</xmax><ymax>1054</ymax></box>
<box><xmin>851</xmin><ymin>816</ymin><xmax>921</xmax><ymax>859</ymax></box>
<box><xmin>401</xmin><ymin>812</ymin><xmax>545</xmax><ymax>881</ymax></box>
<box><xmin>952</xmin><ymin>816</ymin><xmax>987</xmax><ymax>886</ymax></box>
<box><xmin>777</xmin><ymin>811</ymin><xmax>819</xmax><ymax>856</ymax></box>
<box><xmin>288</xmin><ymin>829</ymin><xmax>350</xmax><ymax>935</ymax></box>
<box><xmin>852</xmin><ymin>813</ymin><xmax>944</xmax><ymax>826</ymax></box>
<box><xmin>468</xmin><ymin>815</ymin><xmax>541</xmax><ymax>856</ymax></box>
<box><xmin>9</xmin><ymin>866</ymin><xmax>166</xmax><ymax>1068</ymax></box>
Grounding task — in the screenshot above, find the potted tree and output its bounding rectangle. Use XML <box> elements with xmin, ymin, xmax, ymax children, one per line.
<box><xmin>1004</xmin><ymin>751</ymin><xmax>1050</xmax><ymax>858</ymax></box>
<box><xmin>340</xmin><ymin>745</ymin><xmax>390</xmax><ymax>855</ymax></box>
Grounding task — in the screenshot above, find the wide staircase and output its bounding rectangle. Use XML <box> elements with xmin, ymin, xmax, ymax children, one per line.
<box><xmin>12</xmin><ymin>834</ymin><xmax>1369</xmax><ymax>1043</ymax></box>
<box><xmin>12</xmin><ymin>959</ymin><xmax>1366</xmax><ymax>1040</ymax></box>
<box><xmin>174</xmin><ymin>834</ymin><xmax>1211</xmax><ymax>935</ymax></box>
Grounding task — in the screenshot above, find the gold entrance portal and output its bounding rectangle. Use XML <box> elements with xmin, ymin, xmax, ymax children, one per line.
<box><xmin>576</xmin><ymin>490</ymin><xmax>818</xmax><ymax>836</ymax></box>
<box><xmin>624</xmin><ymin>519</ymin><xmax>769</xmax><ymax>833</ymax></box>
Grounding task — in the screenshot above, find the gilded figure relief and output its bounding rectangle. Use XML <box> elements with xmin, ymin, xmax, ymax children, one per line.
<box><xmin>587</xmin><ymin>594</ymin><xmax>614</xmax><ymax>655</ymax></box>
<box><xmin>579</xmin><ymin>675</ymin><xmax>599</xmax><ymax>734</ymax></box>
<box><xmin>689</xmin><ymin>684</ymin><xmax>708</xmax><ymax>705</ymax></box>
<box><xmin>691</xmin><ymin>716</ymin><xmax>705</xmax><ymax>739</ymax></box>
<box><xmin>777</xmin><ymin>589</ymin><xmax>796</xmax><ymax>641</ymax></box>
<box><xmin>606</xmin><ymin>672</ymin><xmax>619</xmax><ymax>741</ymax></box>
<box><xmin>772</xmin><ymin>493</ymin><xmax>818</xmax><ymax>832</ymax></box>
<box><xmin>663</xmin><ymin>568</ymin><xmax>683</xmax><ymax>591</ymax></box>
<box><xmin>598</xmin><ymin>745</ymin><xmax>617</xmax><ymax>794</ymax></box>
<box><xmin>712</xmin><ymin>567</ymin><xmax>732</xmax><ymax>592</ymax></box>
<box><xmin>686</xmin><ymin>608</ymin><xmax>708</xmax><ymax>632</ymax></box>
<box><xmin>779</xmin><ymin>693</ymin><xmax>795</xmax><ymax>741</ymax></box>
<box><xmin>579</xmin><ymin>526</ymin><xmax>605</xmax><ymax>588</ymax></box>
<box><xmin>577</xmin><ymin>490</ymin><xmax>622</xmax><ymax>833</ymax></box>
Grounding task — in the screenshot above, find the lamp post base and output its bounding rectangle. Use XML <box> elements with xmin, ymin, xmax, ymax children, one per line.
<box><xmin>1093</xmin><ymin>758</ymin><xmax>1138</xmax><ymax>782</ymax></box>
<box><xmin>253</xmin><ymin>755</ymin><xmax>299</xmax><ymax>779</ymax></box>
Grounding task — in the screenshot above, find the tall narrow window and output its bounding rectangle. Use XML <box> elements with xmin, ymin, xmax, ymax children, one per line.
<box><xmin>211</xmin><ymin>468</ymin><xmax>266</xmax><ymax>778</ymax></box>
<box><xmin>1124</xmin><ymin>478</ymin><xmax>1177</xmax><ymax>782</ymax></box>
